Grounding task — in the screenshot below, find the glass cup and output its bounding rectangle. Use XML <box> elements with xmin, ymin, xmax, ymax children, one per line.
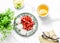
<box><xmin>13</xmin><ymin>0</ymin><xmax>24</xmax><ymax>9</ymax></box>
<box><xmin>37</xmin><ymin>4</ymin><xmax>48</xmax><ymax>17</ymax></box>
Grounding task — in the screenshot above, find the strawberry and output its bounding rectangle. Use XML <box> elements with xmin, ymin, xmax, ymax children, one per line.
<box><xmin>21</xmin><ymin>16</ymin><xmax>34</xmax><ymax>31</ymax></box>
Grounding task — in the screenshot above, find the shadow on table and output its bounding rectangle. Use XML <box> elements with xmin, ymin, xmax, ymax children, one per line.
<box><xmin>39</xmin><ymin>15</ymin><xmax>60</xmax><ymax>24</ymax></box>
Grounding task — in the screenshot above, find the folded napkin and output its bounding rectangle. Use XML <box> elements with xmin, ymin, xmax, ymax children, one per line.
<box><xmin>39</xmin><ymin>30</ymin><xmax>59</xmax><ymax>43</ymax></box>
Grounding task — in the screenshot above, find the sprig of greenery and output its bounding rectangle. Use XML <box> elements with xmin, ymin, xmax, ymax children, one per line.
<box><xmin>0</xmin><ymin>8</ymin><xmax>14</xmax><ymax>41</ymax></box>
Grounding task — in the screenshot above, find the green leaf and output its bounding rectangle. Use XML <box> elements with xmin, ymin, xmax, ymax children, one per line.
<box><xmin>0</xmin><ymin>8</ymin><xmax>14</xmax><ymax>41</ymax></box>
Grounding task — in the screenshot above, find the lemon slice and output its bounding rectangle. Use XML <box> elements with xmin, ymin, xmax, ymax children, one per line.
<box><xmin>39</xmin><ymin>9</ymin><xmax>48</xmax><ymax>17</ymax></box>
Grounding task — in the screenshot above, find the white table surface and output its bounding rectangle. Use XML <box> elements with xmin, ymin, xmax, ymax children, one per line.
<box><xmin>0</xmin><ymin>0</ymin><xmax>60</xmax><ymax>43</ymax></box>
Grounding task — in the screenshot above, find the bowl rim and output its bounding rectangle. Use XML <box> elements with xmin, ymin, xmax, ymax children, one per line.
<box><xmin>14</xmin><ymin>12</ymin><xmax>38</xmax><ymax>37</ymax></box>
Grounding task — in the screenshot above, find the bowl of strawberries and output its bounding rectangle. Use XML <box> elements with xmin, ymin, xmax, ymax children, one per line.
<box><xmin>14</xmin><ymin>13</ymin><xmax>38</xmax><ymax>37</ymax></box>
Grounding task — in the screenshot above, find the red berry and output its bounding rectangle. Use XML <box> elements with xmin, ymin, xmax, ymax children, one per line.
<box><xmin>21</xmin><ymin>16</ymin><xmax>35</xmax><ymax>31</ymax></box>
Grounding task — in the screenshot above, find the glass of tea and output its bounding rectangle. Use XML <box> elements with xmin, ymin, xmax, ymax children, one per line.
<box><xmin>37</xmin><ymin>4</ymin><xmax>48</xmax><ymax>17</ymax></box>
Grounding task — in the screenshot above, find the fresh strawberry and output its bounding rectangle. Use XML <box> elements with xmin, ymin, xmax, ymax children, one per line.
<box><xmin>21</xmin><ymin>16</ymin><xmax>34</xmax><ymax>31</ymax></box>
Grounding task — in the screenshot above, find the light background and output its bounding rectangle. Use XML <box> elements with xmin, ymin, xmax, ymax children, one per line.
<box><xmin>0</xmin><ymin>0</ymin><xmax>60</xmax><ymax>43</ymax></box>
